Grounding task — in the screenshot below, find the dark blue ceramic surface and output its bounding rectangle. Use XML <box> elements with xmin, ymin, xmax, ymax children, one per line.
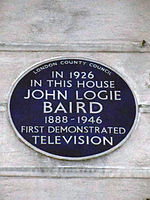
<box><xmin>9</xmin><ymin>58</ymin><xmax>137</xmax><ymax>159</ymax></box>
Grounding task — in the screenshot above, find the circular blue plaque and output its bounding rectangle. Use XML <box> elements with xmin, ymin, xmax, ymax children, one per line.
<box><xmin>8</xmin><ymin>57</ymin><xmax>138</xmax><ymax>160</ymax></box>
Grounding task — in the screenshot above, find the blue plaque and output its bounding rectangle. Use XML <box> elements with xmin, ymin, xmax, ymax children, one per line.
<box><xmin>8</xmin><ymin>58</ymin><xmax>138</xmax><ymax>160</ymax></box>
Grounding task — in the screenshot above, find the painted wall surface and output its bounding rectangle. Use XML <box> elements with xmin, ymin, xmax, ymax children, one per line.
<box><xmin>0</xmin><ymin>0</ymin><xmax>150</xmax><ymax>199</ymax></box>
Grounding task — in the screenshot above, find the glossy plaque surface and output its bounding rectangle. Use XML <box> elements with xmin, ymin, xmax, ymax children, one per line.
<box><xmin>8</xmin><ymin>58</ymin><xmax>138</xmax><ymax>160</ymax></box>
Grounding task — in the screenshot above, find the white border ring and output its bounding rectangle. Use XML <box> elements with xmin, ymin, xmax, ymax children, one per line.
<box><xmin>8</xmin><ymin>57</ymin><xmax>139</xmax><ymax>161</ymax></box>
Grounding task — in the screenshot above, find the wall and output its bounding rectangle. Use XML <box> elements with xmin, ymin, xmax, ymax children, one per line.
<box><xmin>0</xmin><ymin>0</ymin><xmax>150</xmax><ymax>199</ymax></box>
